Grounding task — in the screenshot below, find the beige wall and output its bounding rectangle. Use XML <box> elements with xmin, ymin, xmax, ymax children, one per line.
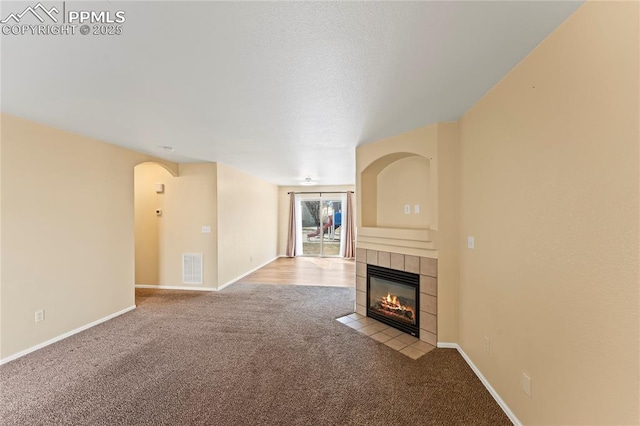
<box><xmin>458</xmin><ymin>2</ymin><xmax>639</xmax><ymax>424</ymax></box>
<box><xmin>217</xmin><ymin>163</ymin><xmax>278</xmax><ymax>287</ymax></box>
<box><xmin>0</xmin><ymin>113</ymin><xmax>177</xmax><ymax>359</ymax></box>
<box><xmin>134</xmin><ymin>162</ymin><xmax>218</xmax><ymax>289</ymax></box>
<box><xmin>277</xmin><ymin>185</ymin><xmax>355</xmax><ymax>256</ymax></box>
<box><xmin>376</xmin><ymin>156</ymin><xmax>430</xmax><ymax>229</ymax></box>
<box><xmin>435</xmin><ymin>122</ymin><xmax>459</xmax><ymax>344</ymax></box>
<box><xmin>161</xmin><ymin>163</ymin><xmax>218</xmax><ymax>288</ymax></box>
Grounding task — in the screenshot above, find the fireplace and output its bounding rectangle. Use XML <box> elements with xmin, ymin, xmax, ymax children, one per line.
<box><xmin>367</xmin><ymin>264</ymin><xmax>420</xmax><ymax>337</ymax></box>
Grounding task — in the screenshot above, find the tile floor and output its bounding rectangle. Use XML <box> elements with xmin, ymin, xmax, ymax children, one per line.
<box><xmin>336</xmin><ymin>312</ymin><xmax>436</xmax><ymax>360</ymax></box>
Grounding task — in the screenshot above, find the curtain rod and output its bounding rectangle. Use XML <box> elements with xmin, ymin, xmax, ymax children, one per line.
<box><xmin>287</xmin><ymin>191</ymin><xmax>354</xmax><ymax>195</ymax></box>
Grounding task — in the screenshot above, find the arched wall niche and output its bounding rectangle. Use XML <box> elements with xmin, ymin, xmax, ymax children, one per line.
<box><xmin>135</xmin><ymin>160</ymin><xmax>178</xmax><ymax>177</ymax></box>
<box><xmin>361</xmin><ymin>152</ymin><xmax>430</xmax><ymax>229</ymax></box>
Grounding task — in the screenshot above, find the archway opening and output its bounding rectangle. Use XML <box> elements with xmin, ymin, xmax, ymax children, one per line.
<box><xmin>134</xmin><ymin>162</ymin><xmax>174</xmax><ymax>285</ymax></box>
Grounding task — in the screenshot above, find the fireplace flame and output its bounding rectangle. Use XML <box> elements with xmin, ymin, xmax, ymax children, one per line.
<box><xmin>384</xmin><ymin>293</ymin><xmax>399</xmax><ymax>306</ymax></box>
<box><xmin>377</xmin><ymin>292</ymin><xmax>415</xmax><ymax>322</ymax></box>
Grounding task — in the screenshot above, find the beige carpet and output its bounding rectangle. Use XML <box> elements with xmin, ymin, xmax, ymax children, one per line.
<box><xmin>0</xmin><ymin>285</ymin><xmax>510</xmax><ymax>425</ymax></box>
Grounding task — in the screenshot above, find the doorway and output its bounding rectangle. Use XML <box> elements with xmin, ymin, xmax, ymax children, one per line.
<box><xmin>134</xmin><ymin>162</ymin><xmax>174</xmax><ymax>285</ymax></box>
<box><xmin>295</xmin><ymin>194</ymin><xmax>346</xmax><ymax>257</ymax></box>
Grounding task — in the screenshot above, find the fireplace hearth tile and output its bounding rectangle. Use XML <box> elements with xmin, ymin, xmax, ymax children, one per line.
<box><xmin>367</xmin><ymin>322</ymin><xmax>389</xmax><ymax>333</ymax></box>
<box><xmin>370</xmin><ymin>331</ymin><xmax>393</xmax><ymax>343</ymax></box>
<box><xmin>356</xmin><ymin>317</ymin><xmax>377</xmax><ymax>326</ymax></box>
<box><xmin>384</xmin><ymin>337</ymin><xmax>409</xmax><ymax>351</ymax></box>
<box><xmin>346</xmin><ymin>320</ymin><xmax>367</xmax><ymax>330</ymax></box>
<box><xmin>352</xmin><ymin>318</ymin><xmax>376</xmax><ymax>329</ymax></box>
<box><xmin>359</xmin><ymin>324</ymin><xmax>384</xmax><ymax>336</ymax></box>
<box><xmin>356</xmin><ymin>262</ymin><xmax>367</xmax><ymax>278</ymax></box>
<box><xmin>350</xmin><ymin>320</ymin><xmax>369</xmax><ymax>330</ymax></box>
<box><xmin>356</xmin><ymin>248</ymin><xmax>366</xmax><ymax>263</ymax></box>
<box><xmin>337</xmin><ymin>314</ymin><xmax>431</xmax><ymax>359</ymax></box>
<box><xmin>337</xmin><ymin>316</ymin><xmax>355</xmax><ymax>325</ymax></box>
<box><xmin>381</xmin><ymin>328</ymin><xmax>404</xmax><ymax>338</ymax></box>
<box><xmin>355</xmin><ymin>304</ymin><xmax>366</xmax><ymax>316</ymax></box>
<box><xmin>408</xmin><ymin>340</ymin><xmax>436</xmax><ymax>354</ymax></box>
<box><xmin>400</xmin><ymin>346</ymin><xmax>426</xmax><ymax>360</ymax></box>
<box><xmin>356</xmin><ymin>290</ymin><xmax>366</xmax><ymax>307</ymax></box>
<box><xmin>356</xmin><ymin>276</ymin><xmax>366</xmax><ymax>291</ymax></box>
<box><xmin>394</xmin><ymin>333</ymin><xmax>419</xmax><ymax>346</ymax></box>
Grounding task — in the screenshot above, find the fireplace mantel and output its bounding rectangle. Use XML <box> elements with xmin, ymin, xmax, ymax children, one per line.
<box><xmin>356</xmin><ymin>226</ymin><xmax>437</xmax><ymax>258</ymax></box>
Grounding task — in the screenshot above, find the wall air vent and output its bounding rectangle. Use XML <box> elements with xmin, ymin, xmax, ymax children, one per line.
<box><xmin>182</xmin><ymin>253</ymin><xmax>203</xmax><ymax>284</ymax></box>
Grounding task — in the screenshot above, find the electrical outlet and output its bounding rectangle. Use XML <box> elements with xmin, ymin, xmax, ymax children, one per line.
<box><xmin>35</xmin><ymin>309</ymin><xmax>45</xmax><ymax>323</ymax></box>
<box><xmin>522</xmin><ymin>372</ymin><xmax>532</xmax><ymax>397</ymax></box>
<box><xmin>484</xmin><ymin>336</ymin><xmax>490</xmax><ymax>353</ymax></box>
<box><xmin>404</xmin><ymin>204</ymin><xmax>411</xmax><ymax>214</ymax></box>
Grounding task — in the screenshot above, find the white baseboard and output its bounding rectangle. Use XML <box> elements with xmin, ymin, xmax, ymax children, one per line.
<box><xmin>437</xmin><ymin>342</ymin><xmax>521</xmax><ymax>426</ymax></box>
<box><xmin>135</xmin><ymin>284</ymin><xmax>216</xmax><ymax>292</ymax></box>
<box><xmin>0</xmin><ymin>305</ymin><xmax>136</xmax><ymax>366</ymax></box>
<box><xmin>436</xmin><ymin>342</ymin><xmax>459</xmax><ymax>349</ymax></box>
<box><xmin>216</xmin><ymin>256</ymin><xmax>280</xmax><ymax>291</ymax></box>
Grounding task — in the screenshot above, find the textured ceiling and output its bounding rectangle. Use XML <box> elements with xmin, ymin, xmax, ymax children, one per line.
<box><xmin>0</xmin><ymin>1</ymin><xmax>582</xmax><ymax>185</ymax></box>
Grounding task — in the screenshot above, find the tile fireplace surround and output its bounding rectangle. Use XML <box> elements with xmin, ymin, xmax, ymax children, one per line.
<box><xmin>355</xmin><ymin>247</ymin><xmax>438</xmax><ymax>347</ymax></box>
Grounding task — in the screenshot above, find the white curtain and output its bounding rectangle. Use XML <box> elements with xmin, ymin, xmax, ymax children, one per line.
<box><xmin>343</xmin><ymin>192</ymin><xmax>355</xmax><ymax>258</ymax></box>
<box><xmin>285</xmin><ymin>192</ymin><xmax>296</xmax><ymax>257</ymax></box>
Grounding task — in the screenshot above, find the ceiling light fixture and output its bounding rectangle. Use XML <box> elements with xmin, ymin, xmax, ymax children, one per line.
<box><xmin>300</xmin><ymin>177</ymin><xmax>317</xmax><ymax>186</ymax></box>
<box><xmin>160</xmin><ymin>146</ymin><xmax>175</xmax><ymax>152</ymax></box>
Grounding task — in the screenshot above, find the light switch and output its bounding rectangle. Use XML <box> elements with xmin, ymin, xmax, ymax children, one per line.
<box><xmin>202</xmin><ymin>226</ymin><xmax>211</xmax><ymax>234</ymax></box>
<box><xmin>467</xmin><ymin>236</ymin><xmax>475</xmax><ymax>249</ymax></box>
<box><xmin>404</xmin><ymin>205</ymin><xmax>411</xmax><ymax>214</ymax></box>
<box><xmin>414</xmin><ymin>204</ymin><xmax>420</xmax><ymax>214</ymax></box>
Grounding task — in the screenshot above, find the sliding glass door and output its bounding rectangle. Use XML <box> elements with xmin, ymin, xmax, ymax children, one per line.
<box><xmin>295</xmin><ymin>194</ymin><xmax>346</xmax><ymax>257</ymax></box>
